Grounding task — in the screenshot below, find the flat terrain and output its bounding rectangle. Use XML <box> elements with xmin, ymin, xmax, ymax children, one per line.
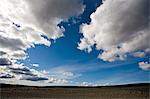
<box><xmin>0</xmin><ymin>83</ymin><xmax>149</xmax><ymax>99</ymax></box>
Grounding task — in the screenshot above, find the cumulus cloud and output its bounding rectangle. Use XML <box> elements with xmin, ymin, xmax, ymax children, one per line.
<box><xmin>139</xmin><ymin>62</ymin><xmax>150</xmax><ymax>71</ymax></box>
<box><xmin>0</xmin><ymin>0</ymin><xmax>84</xmax><ymax>39</ymax></box>
<box><xmin>26</xmin><ymin>0</ymin><xmax>84</xmax><ymax>38</ymax></box>
<box><xmin>0</xmin><ymin>0</ymin><xmax>84</xmax><ymax>60</ymax></box>
<box><xmin>0</xmin><ymin>0</ymin><xmax>84</xmax><ymax>84</ymax></box>
<box><xmin>78</xmin><ymin>0</ymin><xmax>149</xmax><ymax>62</ymax></box>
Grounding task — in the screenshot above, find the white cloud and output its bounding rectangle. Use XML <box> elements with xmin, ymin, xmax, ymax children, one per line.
<box><xmin>80</xmin><ymin>82</ymin><xmax>98</xmax><ymax>86</ymax></box>
<box><xmin>62</xmin><ymin>72</ymin><xmax>74</xmax><ymax>77</ymax></box>
<box><xmin>0</xmin><ymin>0</ymin><xmax>84</xmax><ymax>60</ymax></box>
<box><xmin>78</xmin><ymin>0</ymin><xmax>149</xmax><ymax>62</ymax></box>
<box><xmin>0</xmin><ymin>63</ymin><xmax>47</xmax><ymax>80</ymax></box>
<box><xmin>0</xmin><ymin>0</ymin><xmax>84</xmax><ymax>39</ymax></box>
<box><xmin>80</xmin><ymin>82</ymin><xmax>92</xmax><ymax>86</ymax></box>
<box><xmin>0</xmin><ymin>63</ymin><xmax>70</xmax><ymax>84</ymax></box>
<box><xmin>139</xmin><ymin>62</ymin><xmax>150</xmax><ymax>71</ymax></box>
<box><xmin>48</xmin><ymin>66</ymin><xmax>81</xmax><ymax>80</ymax></box>
<box><xmin>0</xmin><ymin>0</ymin><xmax>84</xmax><ymax>84</ymax></box>
<box><xmin>32</xmin><ymin>63</ymin><xmax>39</xmax><ymax>67</ymax></box>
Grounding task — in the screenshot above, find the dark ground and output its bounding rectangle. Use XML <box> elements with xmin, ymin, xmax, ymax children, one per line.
<box><xmin>0</xmin><ymin>83</ymin><xmax>150</xmax><ymax>99</ymax></box>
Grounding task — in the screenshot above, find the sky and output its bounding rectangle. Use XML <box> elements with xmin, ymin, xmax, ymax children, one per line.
<box><xmin>0</xmin><ymin>0</ymin><xmax>150</xmax><ymax>86</ymax></box>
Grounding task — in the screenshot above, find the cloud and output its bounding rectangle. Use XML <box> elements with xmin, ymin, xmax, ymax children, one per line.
<box><xmin>132</xmin><ymin>52</ymin><xmax>145</xmax><ymax>58</ymax></box>
<box><xmin>23</xmin><ymin>76</ymin><xmax>48</xmax><ymax>81</ymax></box>
<box><xmin>0</xmin><ymin>58</ymin><xmax>12</xmax><ymax>66</ymax></box>
<box><xmin>0</xmin><ymin>35</ymin><xmax>26</xmax><ymax>51</ymax></box>
<box><xmin>0</xmin><ymin>0</ymin><xmax>84</xmax><ymax>38</ymax></box>
<box><xmin>80</xmin><ymin>82</ymin><xmax>92</xmax><ymax>86</ymax></box>
<box><xmin>47</xmin><ymin>78</ymin><xmax>68</xmax><ymax>84</ymax></box>
<box><xmin>0</xmin><ymin>63</ymin><xmax>48</xmax><ymax>81</ymax></box>
<box><xmin>47</xmin><ymin>66</ymin><xmax>81</xmax><ymax>80</ymax></box>
<box><xmin>0</xmin><ymin>51</ymin><xmax>6</xmax><ymax>56</ymax></box>
<box><xmin>0</xmin><ymin>73</ymin><xmax>14</xmax><ymax>78</ymax></box>
<box><xmin>139</xmin><ymin>62</ymin><xmax>150</xmax><ymax>71</ymax></box>
<box><xmin>26</xmin><ymin>0</ymin><xmax>84</xmax><ymax>38</ymax></box>
<box><xmin>0</xmin><ymin>0</ymin><xmax>84</xmax><ymax>60</ymax></box>
<box><xmin>9</xmin><ymin>67</ymin><xmax>35</xmax><ymax>76</ymax></box>
<box><xmin>78</xmin><ymin>0</ymin><xmax>149</xmax><ymax>62</ymax></box>
<box><xmin>0</xmin><ymin>63</ymin><xmax>74</xmax><ymax>84</ymax></box>
<box><xmin>80</xmin><ymin>82</ymin><xmax>98</xmax><ymax>86</ymax></box>
<box><xmin>0</xmin><ymin>0</ymin><xmax>84</xmax><ymax>84</ymax></box>
<box><xmin>62</xmin><ymin>72</ymin><xmax>74</xmax><ymax>77</ymax></box>
<box><xmin>32</xmin><ymin>63</ymin><xmax>39</xmax><ymax>67</ymax></box>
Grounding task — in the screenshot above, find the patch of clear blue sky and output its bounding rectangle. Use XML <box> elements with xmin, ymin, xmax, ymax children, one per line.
<box><xmin>23</xmin><ymin>0</ymin><xmax>149</xmax><ymax>84</ymax></box>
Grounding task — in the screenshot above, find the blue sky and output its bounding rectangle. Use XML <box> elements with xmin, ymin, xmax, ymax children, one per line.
<box><xmin>0</xmin><ymin>0</ymin><xmax>149</xmax><ymax>86</ymax></box>
<box><xmin>24</xmin><ymin>0</ymin><xmax>149</xmax><ymax>85</ymax></box>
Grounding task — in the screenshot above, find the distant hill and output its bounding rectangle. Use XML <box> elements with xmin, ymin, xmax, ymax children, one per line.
<box><xmin>0</xmin><ymin>83</ymin><xmax>150</xmax><ymax>99</ymax></box>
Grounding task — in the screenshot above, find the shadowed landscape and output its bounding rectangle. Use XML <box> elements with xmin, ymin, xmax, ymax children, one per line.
<box><xmin>0</xmin><ymin>83</ymin><xmax>149</xmax><ymax>99</ymax></box>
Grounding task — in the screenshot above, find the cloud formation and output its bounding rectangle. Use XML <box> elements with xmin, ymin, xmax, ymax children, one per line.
<box><xmin>0</xmin><ymin>0</ymin><xmax>84</xmax><ymax>84</ymax></box>
<box><xmin>139</xmin><ymin>62</ymin><xmax>150</xmax><ymax>71</ymax></box>
<box><xmin>0</xmin><ymin>0</ymin><xmax>84</xmax><ymax>60</ymax></box>
<box><xmin>0</xmin><ymin>58</ymin><xmax>12</xmax><ymax>66</ymax></box>
<box><xmin>32</xmin><ymin>64</ymin><xmax>39</xmax><ymax>67</ymax></box>
<box><xmin>0</xmin><ymin>63</ymin><xmax>47</xmax><ymax>80</ymax></box>
<box><xmin>47</xmin><ymin>66</ymin><xmax>81</xmax><ymax>80</ymax></box>
<box><xmin>0</xmin><ymin>73</ymin><xmax>14</xmax><ymax>78</ymax></box>
<box><xmin>0</xmin><ymin>63</ymin><xmax>69</xmax><ymax>84</ymax></box>
<box><xmin>78</xmin><ymin>0</ymin><xmax>149</xmax><ymax>62</ymax></box>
